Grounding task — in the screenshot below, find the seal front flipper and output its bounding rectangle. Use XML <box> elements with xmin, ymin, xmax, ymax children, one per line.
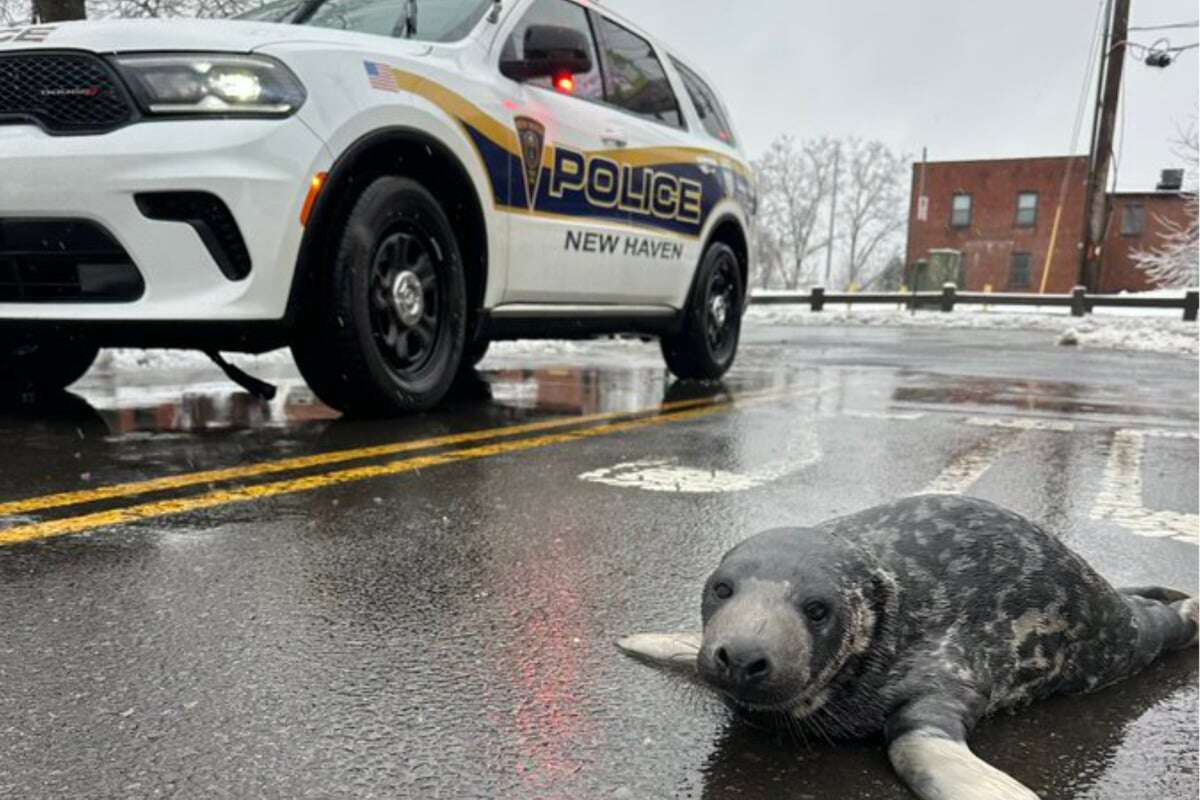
<box><xmin>886</xmin><ymin>698</ymin><xmax>1039</xmax><ymax>800</ymax></box>
<box><xmin>616</xmin><ymin>632</ymin><xmax>702</xmax><ymax>672</ymax></box>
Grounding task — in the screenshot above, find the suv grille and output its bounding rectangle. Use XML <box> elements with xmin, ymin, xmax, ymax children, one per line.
<box><xmin>0</xmin><ymin>51</ymin><xmax>136</xmax><ymax>134</ymax></box>
<box><xmin>0</xmin><ymin>219</ymin><xmax>144</xmax><ymax>302</ymax></box>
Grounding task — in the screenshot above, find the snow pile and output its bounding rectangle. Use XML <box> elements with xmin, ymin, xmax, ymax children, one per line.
<box><xmin>744</xmin><ymin>304</ymin><xmax>1198</xmax><ymax>356</ymax></box>
<box><xmin>96</xmin><ymin>347</ymin><xmax>296</xmax><ymax>372</ymax></box>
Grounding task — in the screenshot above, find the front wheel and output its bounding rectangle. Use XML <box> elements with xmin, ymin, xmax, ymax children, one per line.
<box><xmin>0</xmin><ymin>335</ymin><xmax>99</xmax><ymax>396</ymax></box>
<box><xmin>291</xmin><ymin>176</ymin><xmax>467</xmax><ymax>416</ymax></box>
<box><xmin>661</xmin><ymin>242</ymin><xmax>744</xmax><ymax>380</ymax></box>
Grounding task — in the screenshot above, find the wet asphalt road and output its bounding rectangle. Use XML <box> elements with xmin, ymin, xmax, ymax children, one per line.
<box><xmin>0</xmin><ymin>324</ymin><xmax>1197</xmax><ymax>800</ymax></box>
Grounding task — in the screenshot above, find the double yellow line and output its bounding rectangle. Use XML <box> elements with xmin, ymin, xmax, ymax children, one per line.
<box><xmin>0</xmin><ymin>385</ymin><xmax>811</xmax><ymax>547</ymax></box>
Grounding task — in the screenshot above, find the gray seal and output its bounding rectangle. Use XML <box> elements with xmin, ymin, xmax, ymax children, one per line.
<box><xmin>618</xmin><ymin>495</ymin><xmax>1197</xmax><ymax>800</ymax></box>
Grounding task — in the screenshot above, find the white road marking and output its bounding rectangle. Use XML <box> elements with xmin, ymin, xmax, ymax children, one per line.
<box><xmin>965</xmin><ymin>416</ymin><xmax>1076</xmax><ymax>432</ymax></box>
<box><xmin>579</xmin><ymin>425</ymin><xmax>820</xmax><ymax>494</ymax></box>
<box><xmin>1137</xmin><ymin>428</ymin><xmax>1200</xmax><ymax>440</ymax></box>
<box><xmin>921</xmin><ymin>432</ymin><xmax>1021</xmax><ymax>495</ymax></box>
<box><xmin>838</xmin><ymin>410</ymin><xmax>927</xmax><ymax>421</ymax></box>
<box><xmin>1090</xmin><ymin>429</ymin><xmax>1199</xmax><ymax>545</ymax></box>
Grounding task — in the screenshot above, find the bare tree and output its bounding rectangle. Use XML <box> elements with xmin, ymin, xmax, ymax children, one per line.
<box><xmin>1</xmin><ymin>0</ymin><xmax>262</xmax><ymax>19</ymax></box>
<box><xmin>89</xmin><ymin>0</ymin><xmax>260</xmax><ymax>18</ymax></box>
<box><xmin>750</xmin><ymin>214</ymin><xmax>783</xmax><ymax>291</ymax></box>
<box><xmin>754</xmin><ymin>135</ymin><xmax>838</xmax><ymax>289</ymax></box>
<box><xmin>863</xmin><ymin>251</ymin><xmax>906</xmax><ymax>291</ymax></box>
<box><xmin>1</xmin><ymin>0</ymin><xmax>31</xmax><ymax>23</ymax></box>
<box><xmin>837</xmin><ymin>138</ymin><xmax>907</xmax><ymax>290</ymax></box>
<box><xmin>1131</xmin><ymin>122</ymin><xmax>1199</xmax><ymax>288</ymax></box>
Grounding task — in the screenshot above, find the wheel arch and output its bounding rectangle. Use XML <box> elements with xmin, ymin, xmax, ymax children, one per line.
<box><xmin>700</xmin><ymin>213</ymin><xmax>750</xmax><ymax>298</ymax></box>
<box><xmin>286</xmin><ymin>126</ymin><xmax>490</xmax><ymax>343</ymax></box>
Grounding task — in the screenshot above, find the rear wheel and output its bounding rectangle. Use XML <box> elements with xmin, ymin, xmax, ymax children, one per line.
<box><xmin>661</xmin><ymin>242</ymin><xmax>743</xmax><ymax>380</ymax></box>
<box><xmin>292</xmin><ymin>176</ymin><xmax>467</xmax><ymax>416</ymax></box>
<box><xmin>0</xmin><ymin>334</ymin><xmax>98</xmax><ymax>396</ymax></box>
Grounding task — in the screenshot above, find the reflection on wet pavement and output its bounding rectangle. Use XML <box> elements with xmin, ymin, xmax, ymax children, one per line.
<box><xmin>0</xmin><ymin>329</ymin><xmax>1195</xmax><ymax>800</ymax></box>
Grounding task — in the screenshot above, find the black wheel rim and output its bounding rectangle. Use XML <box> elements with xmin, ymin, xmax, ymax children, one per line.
<box><xmin>705</xmin><ymin>253</ymin><xmax>740</xmax><ymax>361</ymax></box>
<box><xmin>368</xmin><ymin>225</ymin><xmax>444</xmax><ymax>377</ymax></box>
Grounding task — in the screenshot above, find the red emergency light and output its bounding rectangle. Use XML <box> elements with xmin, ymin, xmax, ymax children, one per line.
<box><xmin>553</xmin><ymin>72</ymin><xmax>575</xmax><ymax>94</ymax></box>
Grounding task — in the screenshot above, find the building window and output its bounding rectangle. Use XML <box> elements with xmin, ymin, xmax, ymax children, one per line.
<box><xmin>1016</xmin><ymin>192</ymin><xmax>1038</xmax><ymax>227</ymax></box>
<box><xmin>951</xmin><ymin>194</ymin><xmax>972</xmax><ymax>228</ymax></box>
<box><xmin>1009</xmin><ymin>252</ymin><xmax>1032</xmax><ymax>290</ymax></box>
<box><xmin>1121</xmin><ymin>202</ymin><xmax>1145</xmax><ymax>236</ymax></box>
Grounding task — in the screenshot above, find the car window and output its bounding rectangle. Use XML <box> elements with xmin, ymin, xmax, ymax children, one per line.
<box><xmin>303</xmin><ymin>0</ymin><xmax>491</xmax><ymax>42</ymax></box>
<box><xmin>672</xmin><ymin>58</ymin><xmax>734</xmax><ymax>145</ymax></box>
<box><xmin>500</xmin><ymin>0</ymin><xmax>604</xmax><ymax>101</ymax></box>
<box><xmin>595</xmin><ymin>15</ymin><xmax>683</xmax><ymax>129</ymax></box>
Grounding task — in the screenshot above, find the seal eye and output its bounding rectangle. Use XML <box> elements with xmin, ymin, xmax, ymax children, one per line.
<box><xmin>713</xmin><ymin>582</ymin><xmax>734</xmax><ymax>600</ymax></box>
<box><xmin>803</xmin><ymin>600</ymin><xmax>829</xmax><ymax>622</ymax></box>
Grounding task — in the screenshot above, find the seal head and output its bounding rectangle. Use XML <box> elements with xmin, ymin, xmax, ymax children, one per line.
<box><xmin>698</xmin><ymin>527</ymin><xmax>881</xmax><ymax>715</ymax></box>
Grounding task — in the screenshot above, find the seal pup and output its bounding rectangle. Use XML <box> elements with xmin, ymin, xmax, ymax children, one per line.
<box><xmin>618</xmin><ymin>495</ymin><xmax>1197</xmax><ymax>800</ymax></box>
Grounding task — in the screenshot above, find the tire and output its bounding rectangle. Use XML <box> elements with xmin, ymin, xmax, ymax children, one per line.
<box><xmin>0</xmin><ymin>334</ymin><xmax>98</xmax><ymax>396</ymax></box>
<box><xmin>291</xmin><ymin>176</ymin><xmax>467</xmax><ymax>416</ymax></box>
<box><xmin>661</xmin><ymin>242</ymin><xmax>744</xmax><ymax>380</ymax></box>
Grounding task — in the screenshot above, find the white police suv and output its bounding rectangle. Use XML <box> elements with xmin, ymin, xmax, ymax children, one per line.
<box><xmin>0</xmin><ymin>0</ymin><xmax>754</xmax><ymax>415</ymax></box>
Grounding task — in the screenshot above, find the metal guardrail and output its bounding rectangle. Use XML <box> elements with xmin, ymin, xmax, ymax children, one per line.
<box><xmin>749</xmin><ymin>284</ymin><xmax>1200</xmax><ymax>321</ymax></box>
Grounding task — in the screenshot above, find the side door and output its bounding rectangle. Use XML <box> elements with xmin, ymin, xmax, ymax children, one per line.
<box><xmin>497</xmin><ymin>0</ymin><xmax>642</xmax><ymax>305</ymax></box>
<box><xmin>588</xmin><ymin>13</ymin><xmax>713</xmax><ymax>306</ymax></box>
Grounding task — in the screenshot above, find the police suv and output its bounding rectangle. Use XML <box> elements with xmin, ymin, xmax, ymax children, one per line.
<box><xmin>0</xmin><ymin>0</ymin><xmax>754</xmax><ymax>415</ymax></box>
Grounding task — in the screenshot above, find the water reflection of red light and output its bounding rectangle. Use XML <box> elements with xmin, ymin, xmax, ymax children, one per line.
<box><xmin>498</xmin><ymin>563</ymin><xmax>597</xmax><ymax>798</ymax></box>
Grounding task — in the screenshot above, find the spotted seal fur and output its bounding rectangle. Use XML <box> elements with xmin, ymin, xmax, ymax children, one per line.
<box><xmin>619</xmin><ymin>495</ymin><xmax>1197</xmax><ymax>800</ymax></box>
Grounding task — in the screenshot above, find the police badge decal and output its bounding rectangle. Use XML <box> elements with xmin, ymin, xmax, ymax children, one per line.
<box><xmin>515</xmin><ymin>116</ymin><xmax>546</xmax><ymax>209</ymax></box>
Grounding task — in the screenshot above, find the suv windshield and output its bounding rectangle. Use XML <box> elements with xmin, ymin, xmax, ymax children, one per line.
<box><xmin>235</xmin><ymin>0</ymin><xmax>491</xmax><ymax>43</ymax></box>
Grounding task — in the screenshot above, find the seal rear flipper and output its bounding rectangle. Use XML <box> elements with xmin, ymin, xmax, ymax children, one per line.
<box><xmin>1118</xmin><ymin>585</ymin><xmax>1192</xmax><ymax>604</ymax></box>
<box><xmin>887</xmin><ymin>731</ymin><xmax>1040</xmax><ymax>800</ymax></box>
<box><xmin>1122</xmin><ymin>592</ymin><xmax>1198</xmax><ymax>655</ymax></box>
<box><xmin>616</xmin><ymin>632</ymin><xmax>702</xmax><ymax>672</ymax></box>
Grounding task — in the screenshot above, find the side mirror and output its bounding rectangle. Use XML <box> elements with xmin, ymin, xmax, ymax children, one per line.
<box><xmin>500</xmin><ymin>24</ymin><xmax>593</xmax><ymax>82</ymax></box>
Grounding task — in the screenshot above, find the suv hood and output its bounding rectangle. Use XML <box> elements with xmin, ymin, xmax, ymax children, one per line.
<box><xmin>0</xmin><ymin>18</ymin><xmax>432</xmax><ymax>56</ymax></box>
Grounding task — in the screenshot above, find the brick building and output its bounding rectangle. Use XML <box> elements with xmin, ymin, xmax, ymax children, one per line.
<box><xmin>905</xmin><ymin>155</ymin><xmax>1191</xmax><ymax>293</ymax></box>
<box><xmin>1099</xmin><ymin>191</ymin><xmax>1191</xmax><ymax>292</ymax></box>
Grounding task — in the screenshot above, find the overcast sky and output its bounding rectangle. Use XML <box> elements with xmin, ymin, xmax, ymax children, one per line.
<box><xmin>604</xmin><ymin>0</ymin><xmax>1198</xmax><ymax>192</ymax></box>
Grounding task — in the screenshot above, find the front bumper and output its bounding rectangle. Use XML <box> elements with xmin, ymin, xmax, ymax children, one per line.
<box><xmin>0</xmin><ymin>116</ymin><xmax>330</xmax><ymax>323</ymax></box>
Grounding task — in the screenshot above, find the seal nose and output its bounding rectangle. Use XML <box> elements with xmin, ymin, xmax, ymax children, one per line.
<box><xmin>714</xmin><ymin>639</ymin><xmax>773</xmax><ymax>689</ymax></box>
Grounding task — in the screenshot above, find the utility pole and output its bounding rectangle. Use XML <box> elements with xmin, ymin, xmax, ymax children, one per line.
<box><xmin>824</xmin><ymin>143</ymin><xmax>840</xmax><ymax>287</ymax></box>
<box><xmin>1080</xmin><ymin>0</ymin><xmax>1130</xmax><ymax>290</ymax></box>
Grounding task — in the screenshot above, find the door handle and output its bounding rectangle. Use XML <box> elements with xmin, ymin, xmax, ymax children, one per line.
<box><xmin>601</xmin><ymin>128</ymin><xmax>628</xmax><ymax>148</ymax></box>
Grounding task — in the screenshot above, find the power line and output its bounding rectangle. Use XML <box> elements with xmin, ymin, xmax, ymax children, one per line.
<box><xmin>1128</xmin><ymin>21</ymin><xmax>1198</xmax><ymax>32</ymax></box>
<box><xmin>1039</xmin><ymin>0</ymin><xmax>1107</xmax><ymax>294</ymax></box>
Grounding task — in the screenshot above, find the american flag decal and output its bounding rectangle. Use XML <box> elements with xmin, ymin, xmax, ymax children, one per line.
<box><xmin>364</xmin><ymin>61</ymin><xmax>401</xmax><ymax>93</ymax></box>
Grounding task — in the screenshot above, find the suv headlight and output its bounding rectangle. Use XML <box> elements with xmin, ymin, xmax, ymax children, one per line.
<box><xmin>113</xmin><ymin>53</ymin><xmax>306</xmax><ymax>117</ymax></box>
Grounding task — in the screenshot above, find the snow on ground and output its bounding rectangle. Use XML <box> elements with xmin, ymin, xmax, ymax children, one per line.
<box><xmin>92</xmin><ymin>295</ymin><xmax>1197</xmax><ymax>376</ymax></box>
<box><xmin>744</xmin><ymin>303</ymin><xmax>1199</xmax><ymax>356</ymax></box>
<box><xmin>97</xmin><ymin>347</ymin><xmax>296</xmax><ymax>372</ymax></box>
